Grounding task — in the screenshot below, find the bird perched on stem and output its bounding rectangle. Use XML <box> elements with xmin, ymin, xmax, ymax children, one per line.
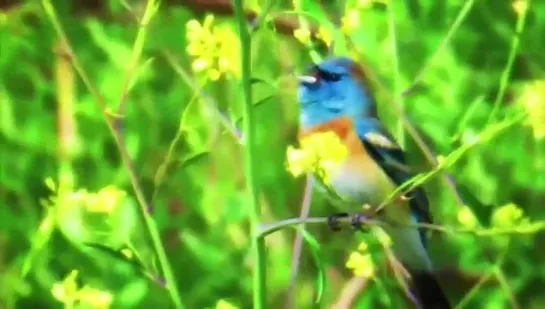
<box><xmin>296</xmin><ymin>57</ymin><xmax>451</xmax><ymax>309</ymax></box>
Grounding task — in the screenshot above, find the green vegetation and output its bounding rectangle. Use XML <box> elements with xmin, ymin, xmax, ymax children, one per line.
<box><xmin>1</xmin><ymin>0</ymin><xmax>545</xmax><ymax>308</ymax></box>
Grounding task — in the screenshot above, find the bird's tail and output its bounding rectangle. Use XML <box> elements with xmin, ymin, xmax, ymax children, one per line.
<box><xmin>409</xmin><ymin>270</ymin><xmax>451</xmax><ymax>309</ymax></box>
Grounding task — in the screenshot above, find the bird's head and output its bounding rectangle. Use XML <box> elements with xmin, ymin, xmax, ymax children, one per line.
<box><xmin>297</xmin><ymin>57</ymin><xmax>377</xmax><ymax>130</ymax></box>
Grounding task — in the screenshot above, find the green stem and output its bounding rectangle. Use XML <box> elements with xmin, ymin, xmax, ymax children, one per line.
<box><xmin>232</xmin><ymin>0</ymin><xmax>267</xmax><ymax>308</ymax></box>
<box><xmin>41</xmin><ymin>2</ymin><xmax>184</xmax><ymax>308</ymax></box>
<box><xmin>386</xmin><ymin>0</ymin><xmax>404</xmax><ymax>147</ymax></box>
<box><xmin>117</xmin><ymin>0</ymin><xmax>159</xmax><ymax>112</ymax></box>
<box><xmin>487</xmin><ymin>0</ymin><xmax>530</xmax><ymax>124</ymax></box>
<box><xmin>405</xmin><ymin>0</ymin><xmax>476</xmax><ymax>93</ymax></box>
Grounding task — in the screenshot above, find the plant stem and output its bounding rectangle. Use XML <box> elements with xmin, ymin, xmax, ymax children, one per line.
<box><xmin>232</xmin><ymin>0</ymin><xmax>267</xmax><ymax>308</ymax></box>
<box><xmin>386</xmin><ymin>0</ymin><xmax>404</xmax><ymax>148</ymax></box>
<box><xmin>259</xmin><ymin>215</ymin><xmax>545</xmax><ymax>238</ymax></box>
<box><xmin>284</xmin><ymin>175</ymin><xmax>313</xmax><ymax>308</ymax></box>
<box><xmin>41</xmin><ymin>1</ymin><xmax>184</xmax><ymax>308</ymax></box>
<box><xmin>487</xmin><ymin>0</ymin><xmax>530</xmax><ymax>124</ymax></box>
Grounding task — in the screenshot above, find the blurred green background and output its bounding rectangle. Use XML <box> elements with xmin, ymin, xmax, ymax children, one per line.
<box><xmin>1</xmin><ymin>0</ymin><xmax>545</xmax><ymax>308</ymax></box>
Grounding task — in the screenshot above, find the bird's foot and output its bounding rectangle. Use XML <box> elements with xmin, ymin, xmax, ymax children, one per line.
<box><xmin>350</xmin><ymin>213</ymin><xmax>371</xmax><ymax>232</ymax></box>
<box><xmin>327</xmin><ymin>212</ymin><xmax>349</xmax><ymax>231</ymax></box>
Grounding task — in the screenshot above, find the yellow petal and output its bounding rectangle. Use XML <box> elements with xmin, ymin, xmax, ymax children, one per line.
<box><xmin>358</xmin><ymin>242</ymin><xmax>369</xmax><ymax>251</ymax></box>
<box><xmin>491</xmin><ymin>203</ymin><xmax>524</xmax><ymax>228</ymax></box>
<box><xmin>457</xmin><ymin>206</ymin><xmax>478</xmax><ymax>228</ymax></box>
<box><xmin>51</xmin><ymin>283</ymin><xmax>68</xmax><ymax>302</ymax></box>
<box><xmin>208</xmin><ymin>68</ymin><xmax>221</xmax><ymax>81</ymax></box>
<box><xmin>293</xmin><ymin>28</ymin><xmax>311</xmax><ymax>45</ymax></box>
<box><xmin>317</xmin><ymin>26</ymin><xmax>333</xmax><ymax>47</ymax></box>
<box><xmin>192</xmin><ymin>58</ymin><xmax>210</xmax><ymax>72</ymax></box>
<box><xmin>345</xmin><ymin>251</ymin><xmax>364</xmax><ymax>269</ymax></box>
<box><xmin>186</xmin><ymin>42</ymin><xmax>204</xmax><ymax>56</ymax></box>
<box><xmin>341</xmin><ymin>9</ymin><xmax>360</xmax><ymax>33</ymax></box>
<box><xmin>186</xmin><ymin>20</ymin><xmax>202</xmax><ymax>32</ymax></box>
<box><xmin>218</xmin><ymin>57</ymin><xmax>231</xmax><ymax>71</ymax></box>
<box><xmin>203</xmin><ymin>14</ymin><xmax>215</xmax><ymax>29</ymax></box>
<box><xmin>512</xmin><ymin>0</ymin><xmax>528</xmax><ymax>16</ymax></box>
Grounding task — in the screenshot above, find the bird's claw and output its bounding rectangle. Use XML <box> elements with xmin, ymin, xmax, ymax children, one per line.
<box><xmin>350</xmin><ymin>213</ymin><xmax>370</xmax><ymax>231</ymax></box>
<box><xmin>327</xmin><ymin>212</ymin><xmax>349</xmax><ymax>231</ymax></box>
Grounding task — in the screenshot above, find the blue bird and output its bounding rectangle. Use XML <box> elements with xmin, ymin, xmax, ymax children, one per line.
<box><xmin>297</xmin><ymin>57</ymin><xmax>451</xmax><ymax>308</ymax></box>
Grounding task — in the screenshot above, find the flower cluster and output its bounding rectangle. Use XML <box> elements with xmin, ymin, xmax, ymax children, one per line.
<box><xmin>345</xmin><ymin>242</ymin><xmax>376</xmax><ymax>278</ymax></box>
<box><xmin>457</xmin><ymin>206</ymin><xmax>478</xmax><ymax>228</ymax></box>
<box><xmin>186</xmin><ymin>15</ymin><xmax>241</xmax><ymax>81</ymax></box>
<box><xmin>491</xmin><ymin>203</ymin><xmax>526</xmax><ymax>228</ymax></box>
<box><xmin>43</xmin><ymin>178</ymin><xmax>127</xmax><ymax>215</ymax></box>
<box><xmin>292</xmin><ymin>0</ymin><xmax>389</xmax><ymax>48</ymax></box>
<box><xmin>346</xmin><ymin>227</ymin><xmax>392</xmax><ymax>278</ymax></box>
<box><xmin>52</xmin><ymin>270</ymin><xmax>113</xmax><ymax>309</ymax></box>
<box><xmin>512</xmin><ymin>0</ymin><xmax>528</xmax><ymax>16</ymax></box>
<box><xmin>286</xmin><ymin>131</ymin><xmax>348</xmax><ymax>184</ymax></box>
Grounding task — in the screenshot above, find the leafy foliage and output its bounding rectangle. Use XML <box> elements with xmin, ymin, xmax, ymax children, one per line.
<box><xmin>1</xmin><ymin>0</ymin><xmax>545</xmax><ymax>308</ymax></box>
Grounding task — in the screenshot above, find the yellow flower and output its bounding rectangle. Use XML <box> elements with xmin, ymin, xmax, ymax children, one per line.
<box><xmin>286</xmin><ymin>147</ymin><xmax>312</xmax><ymax>177</ymax></box>
<box><xmin>286</xmin><ymin>131</ymin><xmax>348</xmax><ymax>184</ymax></box>
<box><xmin>55</xmin><ymin>184</ymin><xmax>126</xmax><ymax>214</ymax></box>
<box><xmin>293</xmin><ymin>27</ymin><xmax>312</xmax><ymax>45</ymax></box>
<box><xmin>78</xmin><ymin>286</ymin><xmax>114</xmax><ymax>309</ymax></box>
<box><xmin>491</xmin><ymin>204</ymin><xmax>524</xmax><ymax>228</ymax></box>
<box><xmin>86</xmin><ymin>186</ymin><xmax>127</xmax><ymax>214</ymax></box>
<box><xmin>185</xmin><ymin>15</ymin><xmax>241</xmax><ymax>80</ymax></box>
<box><xmin>358</xmin><ymin>242</ymin><xmax>369</xmax><ymax>251</ymax></box>
<box><xmin>519</xmin><ymin>80</ymin><xmax>545</xmax><ymax>139</ymax></box>
<box><xmin>512</xmin><ymin>0</ymin><xmax>528</xmax><ymax>16</ymax></box>
<box><xmin>346</xmin><ymin>251</ymin><xmax>375</xmax><ymax>278</ymax></box>
<box><xmin>457</xmin><ymin>206</ymin><xmax>478</xmax><ymax>228</ymax></box>
<box><xmin>346</xmin><ymin>241</ymin><xmax>376</xmax><ymax>278</ymax></box>
<box><xmin>51</xmin><ymin>270</ymin><xmax>79</xmax><ymax>305</ymax></box>
<box><xmin>341</xmin><ymin>9</ymin><xmax>360</xmax><ymax>33</ymax></box>
<box><xmin>192</xmin><ymin>57</ymin><xmax>211</xmax><ymax>72</ymax></box>
<box><xmin>52</xmin><ymin>270</ymin><xmax>113</xmax><ymax>309</ymax></box>
<box><xmin>215</xmin><ymin>25</ymin><xmax>241</xmax><ymax>77</ymax></box>
<box><xmin>316</xmin><ymin>26</ymin><xmax>333</xmax><ymax>48</ymax></box>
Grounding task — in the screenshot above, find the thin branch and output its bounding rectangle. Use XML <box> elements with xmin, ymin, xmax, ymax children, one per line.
<box><xmin>331</xmin><ymin>277</ymin><xmax>369</xmax><ymax>309</ymax></box>
<box><xmin>258</xmin><ymin>214</ymin><xmax>545</xmax><ymax>238</ymax></box>
<box><xmin>284</xmin><ymin>175</ymin><xmax>313</xmax><ymax>308</ymax></box>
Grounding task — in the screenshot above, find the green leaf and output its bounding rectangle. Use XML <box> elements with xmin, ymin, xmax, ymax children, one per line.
<box><xmin>84</xmin><ymin>242</ymin><xmax>147</xmax><ymax>275</ymax></box>
<box><xmin>127</xmin><ymin>57</ymin><xmax>155</xmax><ymax>94</ymax></box>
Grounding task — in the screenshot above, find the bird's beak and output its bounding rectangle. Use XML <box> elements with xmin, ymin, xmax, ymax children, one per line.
<box><xmin>297</xmin><ymin>75</ymin><xmax>318</xmax><ymax>85</ymax></box>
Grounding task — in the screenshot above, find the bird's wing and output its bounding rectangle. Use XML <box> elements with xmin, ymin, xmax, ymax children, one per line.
<box><xmin>355</xmin><ymin>118</ymin><xmax>432</xmax><ymax>227</ymax></box>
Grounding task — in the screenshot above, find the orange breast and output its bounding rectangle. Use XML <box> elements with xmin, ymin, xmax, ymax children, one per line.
<box><xmin>299</xmin><ymin>118</ymin><xmax>395</xmax><ymax>204</ymax></box>
<box><xmin>299</xmin><ymin>117</ymin><xmax>366</xmax><ymax>158</ymax></box>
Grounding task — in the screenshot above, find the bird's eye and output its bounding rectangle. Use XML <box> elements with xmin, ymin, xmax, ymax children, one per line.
<box><xmin>318</xmin><ymin>70</ymin><xmax>341</xmax><ymax>82</ymax></box>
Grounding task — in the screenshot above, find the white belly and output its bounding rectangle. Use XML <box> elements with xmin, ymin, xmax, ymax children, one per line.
<box><xmin>327</xmin><ymin>157</ymin><xmax>433</xmax><ymax>271</ymax></box>
<box><xmin>329</xmin><ymin>156</ymin><xmax>396</xmax><ymax>207</ymax></box>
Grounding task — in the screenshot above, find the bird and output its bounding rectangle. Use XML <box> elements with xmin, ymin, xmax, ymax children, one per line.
<box><xmin>296</xmin><ymin>56</ymin><xmax>451</xmax><ymax>308</ymax></box>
